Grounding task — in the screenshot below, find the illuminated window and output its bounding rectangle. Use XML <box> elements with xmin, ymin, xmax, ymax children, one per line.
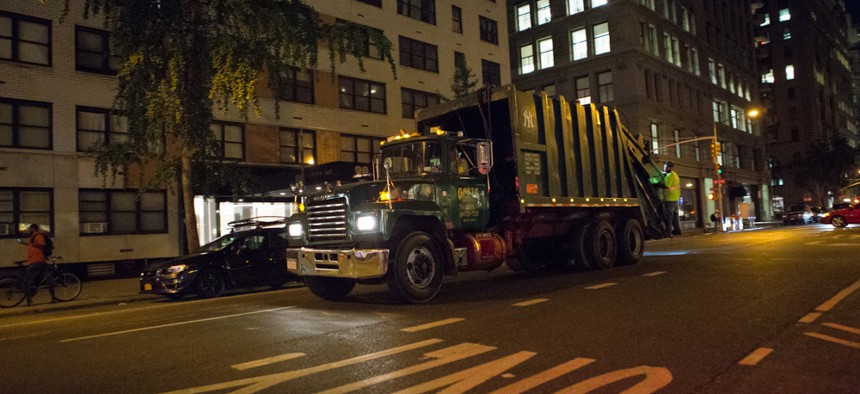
<box><xmin>516</xmin><ymin>3</ymin><xmax>532</xmax><ymax>31</ymax></box>
<box><xmin>520</xmin><ymin>44</ymin><xmax>535</xmax><ymax>74</ymax></box>
<box><xmin>762</xmin><ymin>68</ymin><xmax>774</xmax><ymax>83</ymax></box>
<box><xmin>0</xmin><ymin>188</ymin><xmax>52</xmax><ymax>238</ymax></box>
<box><xmin>538</xmin><ymin>37</ymin><xmax>554</xmax><ymax>69</ymax></box>
<box><xmin>571</xmin><ymin>28</ymin><xmax>588</xmax><ymax>60</ymax></box>
<box><xmin>568</xmin><ymin>0</ymin><xmax>585</xmax><ymax>15</ymax></box>
<box><xmin>785</xmin><ymin>65</ymin><xmax>794</xmax><ymax>80</ymax></box>
<box><xmin>536</xmin><ymin>0</ymin><xmax>551</xmax><ymax>25</ymax></box>
<box><xmin>593</xmin><ymin>22</ymin><xmax>610</xmax><ymax>55</ymax></box>
<box><xmin>779</xmin><ymin>8</ymin><xmax>790</xmax><ymax>22</ymax></box>
<box><xmin>592</xmin><ymin>0</ymin><xmax>607</xmax><ymax>7</ymax></box>
<box><xmin>783</xmin><ymin>27</ymin><xmax>791</xmax><ymax>40</ymax></box>
<box><xmin>576</xmin><ymin>76</ymin><xmax>590</xmax><ymax>103</ymax></box>
<box><xmin>279</xmin><ymin>128</ymin><xmax>315</xmax><ymax>164</ymax></box>
<box><xmin>760</xmin><ymin>13</ymin><xmax>770</xmax><ymax>26</ymax></box>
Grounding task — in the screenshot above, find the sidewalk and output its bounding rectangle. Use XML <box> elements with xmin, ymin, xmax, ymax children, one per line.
<box><xmin>0</xmin><ymin>277</ymin><xmax>158</xmax><ymax>318</ymax></box>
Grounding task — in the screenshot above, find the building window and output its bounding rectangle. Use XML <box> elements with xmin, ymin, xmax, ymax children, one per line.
<box><xmin>452</xmin><ymin>6</ymin><xmax>462</xmax><ymax>33</ymax></box>
<box><xmin>76</xmin><ymin>107</ymin><xmax>129</xmax><ymax>151</ymax></box>
<box><xmin>536</xmin><ymin>0</ymin><xmax>551</xmax><ymax>25</ymax></box>
<box><xmin>520</xmin><ymin>44</ymin><xmax>535</xmax><ymax>74</ymax></box>
<box><xmin>670</xmin><ymin>37</ymin><xmax>680</xmax><ymax>67</ymax></box>
<box><xmin>783</xmin><ymin>27</ymin><xmax>791</xmax><ymax>40</ymax></box>
<box><xmin>571</xmin><ymin>28</ymin><xmax>588</xmax><ymax>61</ymax></box>
<box><xmin>708</xmin><ymin>58</ymin><xmax>717</xmax><ymax>84</ymax></box>
<box><xmin>690</xmin><ymin>48</ymin><xmax>700</xmax><ymax>75</ymax></box>
<box><xmin>401</xmin><ymin>88</ymin><xmax>440</xmax><ymax>118</ymax></box>
<box><xmin>593</xmin><ymin>22</ymin><xmax>610</xmax><ymax>55</ymax></box>
<box><xmin>597</xmin><ymin>71</ymin><xmax>613</xmax><ymax>102</ymax></box>
<box><xmin>0</xmin><ymin>11</ymin><xmax>51</xmax><ymax>66</ymax></box>
<box><xmin>568</xmin><ymin>0</ymin><xmax>585</xmax><ymax>15</ymax></box>
<box><xmin>575</xmin><ymin>76</ymin><xmax>591</xmax><ymax>104</ymax></box>
<box><xmin>592</xmin><ymin>0</ymin><xmax>608</xmax><ymax>7</ymax></box>
<box><xmin>717</xmin><ymin>64</ymin><xmax>726</xmax><ymax>88</ymax></box>
<box><xmin>399</xmin><ymin>36</ymin><xmax>438</xmax><ymax>73</ymax></box>
<box><xmin>0</xmin><ymin>98</ymin><xmax>51</xmax><ymax>150</ymax></box>
<box><xmin>778</xmin><ymin>8</ymin><xmax>790</xmax><ymax>22</ymax></box>
<box><xmin>482</xmin><ymin>59</ymin><xmax>501</xmax><ymax>86</ymax></box>
<box><xmin>712</xmin><ymin>100</ymin><xmax>727</xmax><ymax>125</ymax></box>
<box><xmin>650</xmin><ymin>123</ymin><xmax>659</xmax><ymax>154</ymax></box>
<box><xmin>663</xmin><ymin>33</ymin><xmax>674</xmax><ymax>64</ymax></box>
<box><xmin>641</xmin><ymin>23</ymin><xmax>658</xmax><ymax>56</ymax></box>
<box><xmin>543</xmin><ymin>84</ymin><xmax>556</xmax><ymax>96</ymax></box>
<box><xmin>277</xmin><ymin>68</ymin><xmax>314</xmax><ymax>104</ymax></box>
<box><xmin>479</xmin><ymin>16</ymin><xmax>498</xmax><ymax>44</ymax></box>
<box><xmin>75</xmin><ymin>26</ymin><xmax>120</xmax><ymax>74</ymax></box>
<box><xmin>538</xmin><ymin>37</ymin><xmax>554</xmax><ymax>69</ymax></box>
<box><xmin>79</xmin><ymin>190</ymin><xmax>166</xmax><ymax>235</ymax></box>
<box><xmin>760</xmin><ymin>13</ymin><xmax>770</xmax><ymax>26</ymax></box>
<box><xmin>340</xmin><ymin>134</ymin><xmax>382</xmax><ymax>164</ymax></box>
<box><xmin>640</xmin><ymin>0</ymin><xmax>655</xmax><ymax>11</ymax></box>
<box><xmin>681</xmin><ymin>6</ymin><xmax>691</xmax><ymax>32</ymax></box>
<box><xmin>785</xmin><ymin>64</ymin><xmax>794</xmax><ymax>80</ymax></box>
<box><xmin>762</xmin><ymin>68</ymin><xmax>774</xmax><ymax>83</ymax></box>
<box><xmin>398</xmin><ymin>0</ymin><xmax>436</xmax><ymax>24</ymax></box>
<box><xmin>516</xmin><ymin>3</ymin><xmax>533</xmax><ymax>31</ymax></box>
<box><xmin>357</xmin><ymin>0</ymin><xmax>382</xmax><ymax>6</ymax></box>
<box><xmin>279</xmin><ymin>128</ymin><xmax>315</xmax><ymax>165</ymax></box>
<box><xmin>209</xmin><ymin>122</ymin><xmax>244</xmax><ymax>160</ymax></box>
<box><xmin>339</xmin><ymin>76</ymin><xmax>387</xmax><ymax>114</ymax></box>
<box><xmin>0</xmin><ymin>188</ymin><xmax>52</xmax><ymax>237</ymax></box>
<box><xmin>454</xmin><ymin>51</ymin><xmax>466</xmax><ymax>68</ymax></box>
<box><xmin>337</xmin><ymin>20</ymin><xmax>384</xmax><ymax>60</ymax></box>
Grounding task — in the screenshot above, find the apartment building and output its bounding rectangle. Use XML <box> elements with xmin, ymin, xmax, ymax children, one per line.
<box><xmin>0</xmin><ymin>0</ymin><xmax>510</xmax><ymax>269</ymax></box>
<box><xmin>508</xmin><ymin>0</ymin><xmax>771</xmax><ymax>229</ymax></box>
<box><xmin>754</xmin><ymin>0</ymin><xmax>858</xmax><ymax>209</ymax></box>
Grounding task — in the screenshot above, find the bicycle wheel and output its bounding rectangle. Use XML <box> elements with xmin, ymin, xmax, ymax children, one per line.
<box><xmin>52</xmin><ymin>273</ymin><xmax>82</xmax><ymax>302</ymax></box>
<box><xmin>0</xmin><ymin>276</ymin><xmax>27</xmax><ymax>308</ymax></box>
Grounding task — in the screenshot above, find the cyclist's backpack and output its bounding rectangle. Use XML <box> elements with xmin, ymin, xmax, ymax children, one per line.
<box><xmin>41</xmin><ymin>233</ymin><xmax>54</xmax><ymax>257</ymax></box>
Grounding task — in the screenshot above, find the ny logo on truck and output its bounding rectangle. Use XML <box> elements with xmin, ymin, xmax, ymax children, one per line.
<box><xmin>522</xmin><ymin>109</ymin><xmax>535</xmax><ymax>129</ymax></box>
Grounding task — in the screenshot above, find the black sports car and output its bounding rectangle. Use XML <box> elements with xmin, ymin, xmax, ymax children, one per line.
<box><xmin>140</xmin><ymin>224</ymin><xmax>295</xmax><ymax>299</ymax></box>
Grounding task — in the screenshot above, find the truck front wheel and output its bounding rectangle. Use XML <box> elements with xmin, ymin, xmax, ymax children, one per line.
<box><xmin>387</xmin><ymin>231</ymin><xmax>443</xmax><ymax>303</ymax></box>
<box><xmin>304</xmin><ymin>276</ymin><xmax>356</xmax><ymax>301</ymax></box>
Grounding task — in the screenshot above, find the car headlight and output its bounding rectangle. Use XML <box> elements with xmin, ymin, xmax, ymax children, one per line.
<box><xmin>288</xmin><ymin>222</ymin><xmax>303</xmax><ymax>237</ymax></box>
<box><xmin>164</xmin><ymin>264</ymin><xmax>188</xmax><ymax>274</ymax></box>
<box><xmin>355</xmin><ymin>214</ymin><xmax>378</xmax><ymax>232</ymax></box>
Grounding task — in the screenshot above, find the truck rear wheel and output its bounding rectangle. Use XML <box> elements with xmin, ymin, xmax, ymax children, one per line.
<box><xmin>386</xmin><ymin>231</ymin><xmax>443</xmax><ymax>303</ymax></box>
<box><xmin>615</xmin><ymin>219</ymin><xmax>644</xmax><ymax>266</ymax></box>
<box><xmin>579</xmin><ymin>220</ymin><xmax>617</xmax><ymax>270</ymax></box>
<box><xmin>304</xmin><ymin>276</ymin><xmax>356</xmax><ymax>301</ymax></box>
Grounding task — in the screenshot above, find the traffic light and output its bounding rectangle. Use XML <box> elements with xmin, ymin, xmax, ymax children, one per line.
<box><xmin>708</xmin><ymin>192</ymin><xmax>715</xmax><ymax>200</ymax></box>
<box><xmin>715</xmin><ymin>163</ymin><xmax>722</xmax><ymax>175</ymax></box>
<box><xmin>710</xmin><ymin>142</ymin><xmax>721</xmax><ymax>158</ymax></box>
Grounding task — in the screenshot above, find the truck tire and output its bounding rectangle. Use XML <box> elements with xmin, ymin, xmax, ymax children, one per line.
<box><xmin>304</xmin><ymin>276</ymin><xmax>356</xmax><ymax>301</ymax></box>
<box><xmin>615</xmin><ymin>219</ymin><xmax>644</xmax><ymax>266</ymax></box>
<box><xmin>386</xmin><ymin>231</ymin><xmax>443</xmax><ymax>303</ymax></box>
<box><xmin>579</xmin><ymin>220</ymin><xmax>617</xmax><ymax>270</ymax></box>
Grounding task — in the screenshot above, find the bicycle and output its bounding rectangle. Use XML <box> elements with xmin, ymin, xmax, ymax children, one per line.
<box><xmin>0</xmin><ymin>256</ymin><xmax>82</xmax><ymax>308</ymax></box>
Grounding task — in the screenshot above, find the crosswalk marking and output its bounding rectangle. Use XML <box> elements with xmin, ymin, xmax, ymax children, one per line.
<box><xmin>643</xmin><ymin>271</ymin><xmax>667</xmax><ymax>277</ymax></box>
<box><xmin>232</xmin><ymin>353</ymin><xmax>305</xmax><ymax>371</ymax></box>
<box><xmin>556</xmin><ymin>366</ymin><xmax>673</xmax><ymax>394</ymax></box>
<box><xmin>822</xmin><ymin>322</ymin><xmax>860</xmax><ymax>335</ymax></box>
<box><xmin>512</xmin><ymin>298</ymin><xmax>549</xmax><ymax>307</ymax></box>
<box><xmin>738</xmin><ymin>348</ymin><xmax>773</xmax><ymax>366</ymax></box>
<box><xmin>401</xmin><ymin>318</ymin><xmax>465</xmax><ymax>332</ymax></box>
<box><xmin>815</xmin><ymin>278</ymin><xmax>860</xmax><ymax>312</ymax></box>
<box><xmin>798</xmin><ymin>313</ymin><xmax>822</xmax><ymax>323</ymax></box>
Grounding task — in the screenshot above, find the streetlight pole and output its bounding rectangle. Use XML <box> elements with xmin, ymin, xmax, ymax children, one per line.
<box><xmin>713</xmin><ymin>122</ymin><xmax>725</xmax><ymax>232</ymax></box>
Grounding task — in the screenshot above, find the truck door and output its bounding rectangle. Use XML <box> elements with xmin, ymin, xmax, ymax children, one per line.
<box><xmin>445</xmin><ymin>143</ymin><xmax>489</xmax><ymax>230</ymax></box>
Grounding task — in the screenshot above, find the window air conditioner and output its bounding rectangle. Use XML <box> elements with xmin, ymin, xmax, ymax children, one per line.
<box><xmin>82</xmin><ymin>222</ymin><xmax>107</xmax><ymax>234</ymax></box>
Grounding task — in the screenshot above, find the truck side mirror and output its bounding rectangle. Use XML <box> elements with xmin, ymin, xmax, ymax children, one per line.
<box><xmin>476</xmin><ymin>141</ymin><xmax>493</xmax><ymax>175</ymax></box>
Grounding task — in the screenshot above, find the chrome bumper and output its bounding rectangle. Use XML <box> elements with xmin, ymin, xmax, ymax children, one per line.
<box><xmin>288</xmin><ymin>247</ymin><xmax>389</xmax><ymax>279</ymax></box>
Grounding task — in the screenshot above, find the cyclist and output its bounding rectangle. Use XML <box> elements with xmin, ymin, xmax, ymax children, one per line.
<box><xmin>16</xmin><ymin>224</ymin><xmax>56</xmax><ymax>305</ymax></box>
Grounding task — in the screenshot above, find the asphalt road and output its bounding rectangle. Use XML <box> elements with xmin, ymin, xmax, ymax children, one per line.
<box><xmin>1</xmin><ymin>224</ymin><xmax>859</xmax><ymax>393</ymax></box>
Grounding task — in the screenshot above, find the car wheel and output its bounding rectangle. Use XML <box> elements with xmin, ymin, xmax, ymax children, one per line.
<box><xmin>304</xmin><ymin>276</ymin><xmax>356</xmax><ymax>301</ymax></box>
<box><xmin>195</xmin><ymin>269</ymin><xmax>226</xmax><ymax>298</ymax></box>
<box><xmin>831</xmin><ymin>215</ymin><xmax>848</xmax><ymax>228</ymax></box>
<box><xmin>386</xmin><ymin>231</ymin><xmax>443</xmax><ymax>303</ymax></box>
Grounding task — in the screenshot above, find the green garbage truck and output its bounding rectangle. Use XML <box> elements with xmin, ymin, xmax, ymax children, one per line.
<box><xmin>285</xmin><ymin>85</ymin><xmax>669</xmax><ymax>303</ymax></box>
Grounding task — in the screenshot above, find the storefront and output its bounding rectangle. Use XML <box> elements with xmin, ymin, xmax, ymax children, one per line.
<box><xmin>678</xmin><ymin>176</ymin><xmax>701</xmax><ymax>230</ymax></box>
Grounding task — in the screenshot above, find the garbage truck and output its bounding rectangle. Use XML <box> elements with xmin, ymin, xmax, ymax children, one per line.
<box><xmin>285</xmin><ymin>85</ymin><xmax>670</xmax><ymax>303</ymax></box>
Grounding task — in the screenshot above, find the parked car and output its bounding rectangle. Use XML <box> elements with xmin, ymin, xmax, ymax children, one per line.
<box><xmin>783</xmin><ymin>204</ymin><xmax>813</xmax><ymax>225</ymax></box>
<box><xmin>821</xmin><ymin>203</ymin><xmax>860</xmax><ymax>228</ymax></box>
<box><xmin>140</xmin><ymin>218</ymin><xmax>296</xmax><ymax>299</ymax></box>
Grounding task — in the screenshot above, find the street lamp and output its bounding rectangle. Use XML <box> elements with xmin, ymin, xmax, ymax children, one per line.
<box><xmin>713</xmin><ymin>108</ymin><xmax>761</xmax><ymax>232</ymax></box>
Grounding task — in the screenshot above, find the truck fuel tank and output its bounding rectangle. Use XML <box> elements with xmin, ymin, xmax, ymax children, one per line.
<box><xmin>452</xmin><ymin>233</ymin><xmax>506</xmax><ymax>272</ymax></box>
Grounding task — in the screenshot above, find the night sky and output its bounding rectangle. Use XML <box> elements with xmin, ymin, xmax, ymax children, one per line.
<box><xmin>849</xmin><ymin>1</ymin><xmax>860</xmax><ymax>25</ymax></box>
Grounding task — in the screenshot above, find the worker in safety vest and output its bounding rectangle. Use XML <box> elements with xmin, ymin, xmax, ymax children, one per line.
<box><xmin>662</xmin><ymin>162</ymin><xmax>682</xmax><ymax>236</ymax></box>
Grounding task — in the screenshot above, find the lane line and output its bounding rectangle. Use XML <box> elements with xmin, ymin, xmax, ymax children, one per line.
<box><xmin>822</xmin><ymin>322</ymin><xmax>860</xmax><ymax>336</ymax></box>
<box><xmin>401</xmin><ymin>318</ymin><xmax>465</xmax><ymax>333</ymax></box>
<box><xmin>804</xmin><ymin>332</ymin><xmax>860</xmax><ymax>350</ymax></box>
<box><xmin>798</xmin><ymin>313</ymin><xmax>822</xmax><ymax>324</ymax></box>
<box><xmin>738</xmin><ymin>347</ymin><xmax>773</xmax><ymax>366</ymax></box>
<box><xmin>232</xmin><ymin>353</ymin><xmax>306</xmax><ymax>371</ymax></box>
<box><xmin>643</xmin><ymin>271</ymin><xmax>667</xmax><ymax>277</ymax></box>
<box><xmin>512</xmin><ymin>298</ymin><xmax>549</xmax><ymax>307</ymax></box>
<box><xmin>585</xmin><ymin>283</ymin><xmax>617</xmax><ymax>290</ymax></box>
<box><xmin>61</xmin><ymin>306</ymin><xmax>295</xmax><ymax>343</ymax></box>
<box><xmin>815</xmin><ymin>278</ymin><xmax>860</xmax><ymax>312</ymax></box>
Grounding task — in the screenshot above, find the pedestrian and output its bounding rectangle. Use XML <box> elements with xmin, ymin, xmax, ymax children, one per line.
<box><xmin>662</xmin><ymin>162</ymin><xmax>682</xmax><ymax>237</ymax></box>
<box><xmin>16</xmin><ymin>224</ymin><xmax>56</xmax><ymax>305</ymax></box>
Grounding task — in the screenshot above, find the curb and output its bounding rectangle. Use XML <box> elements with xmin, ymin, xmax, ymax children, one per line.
<box><xmin>0</xmin><ymin>294</ymin><xmax>160</xmax><ymax>319</ymax></box>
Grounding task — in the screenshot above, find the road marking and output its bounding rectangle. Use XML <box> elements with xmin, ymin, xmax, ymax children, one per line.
<box><xmin>512</xmin><ymin>298</ymin><xmax>549</xmax><ymax>307</ymax></box>
<box><xmin>815</xmin><ymin>278</ymin><xmax>860</xmax><ymax>312</ymax></box>
<box><xmin>61</xmin><ymin>306</ymin><xmax>295</xmax><ymax>343</ymax></box>
<box><xmin>396</xmin><ymin>351</ymin><xmax>536</xmax><ymax>394</ymax></box>
<box><xmin>822</xmin><ymin>322</ymin><xmax>860</xmax><ymax>335</ymax></box>
<box><xmin>232</xmin><ymin>353</ymin><xmax>306</xmax><ymax>371</ymax></box>
<box><xmin>163</xmin><ymin>339</ymin><xmax>444</xmax><ymax>394</ymax></box>
<box><xmin>585</xmin><ymin>283</ymin><xmax>617</xmax><ymax>290</ymax></box>
<box><xmin>738</xmin><ymin>347</ymin><xmax>773</xmax><ymax>366</ymax></box>
<box><xmin>488</xmin><ymin>357</ymin><xmax>595</xmax><ymax>394</ymax></box>
<box><xmin>804</xmin><ymin>332</ymin><xmax>860</xmax><ymax>350</ymax></box>
<box><xmin>318</xmin><ymin>343</ymin><xmax>495</xmax><ymax>394</ymax></box>
<box><xmin>643</xmin><ymin>271</ymin><xmax>667</xmax><ymax>277</ymax></box>
<box><xmin>798</xmin><ymin>313</ymin><xmax>822</xmax><ymax>323</ymax></box>
<box><xmin>556</xmin><ymin>366</ymin><xmax>673</xmax><ymax>393</ymax></box>
<box><xmin>401</xmin><ymin>318</ymin><xmax>465</xmax><ymax>332</ymax></box>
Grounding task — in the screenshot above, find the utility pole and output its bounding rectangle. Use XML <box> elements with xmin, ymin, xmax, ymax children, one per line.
<box><xmin>713</xmin><ymin>122</ymin><xmax>724</xmax><ymax>232</ymax></box>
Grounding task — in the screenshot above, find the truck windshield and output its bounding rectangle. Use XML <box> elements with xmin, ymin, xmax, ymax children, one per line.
<box><xmin>381</xmin><ymin>141</ymin><xmax>444</xmax><ymax>177</ymax></box>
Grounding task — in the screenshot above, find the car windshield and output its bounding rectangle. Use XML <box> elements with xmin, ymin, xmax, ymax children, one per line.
<box><xmin>381</xmin><ymin>141</ymin><xmax>444</xmax><ymax>178</ymax></box>
<box><xmin>196</xmin><ymin>233</ymin><xmax>241</xmax><ymax>252</ymax></box>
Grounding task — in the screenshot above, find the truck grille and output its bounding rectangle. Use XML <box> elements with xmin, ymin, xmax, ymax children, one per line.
<box><xmin>307</xmin><ymin>197</ymin><xmax>348</xmax><ymax>243</ymax></box>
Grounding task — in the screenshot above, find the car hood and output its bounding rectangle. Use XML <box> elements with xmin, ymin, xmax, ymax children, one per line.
<box><xmin>143</xmin><ymin>252</ymin><xmax>216</xmax><ymax>272</ymax></box>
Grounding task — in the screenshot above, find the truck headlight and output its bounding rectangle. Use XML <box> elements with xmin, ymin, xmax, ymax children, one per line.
<box><xmin>288</xmin><ymin>222</ymin><xmax>303</xmax><ymax>237</ymax></box>
<box><xmin>356</xmin><ymin>214</ymin><xmax>378</xmax><ymax>232</ymax></box>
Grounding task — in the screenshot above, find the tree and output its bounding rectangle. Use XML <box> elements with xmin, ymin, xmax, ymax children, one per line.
<box><xmin>790</xmin><ymin>136</ymin><xmax>860</xmax><ymax>206</ymax></box>
<box><xmin>60</xmin><ymin>0</ymin><xmax>394</xmax><ymax>250</ymax></box>
<box><xmin>449</xmin><ymin>60</ymin><xmax>478</xmax><ymax>99</ymax></box>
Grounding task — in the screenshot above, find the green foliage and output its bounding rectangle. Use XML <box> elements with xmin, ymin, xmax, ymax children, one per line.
<box><xmin>450</xmin><ymin>60</ymin><xmax>478</xmax><ymax>99</ymax></box>
<box><xmin>790</xmin><ymin>136</ymin><xmax>860</xmax><ymax>206</ymax></box>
